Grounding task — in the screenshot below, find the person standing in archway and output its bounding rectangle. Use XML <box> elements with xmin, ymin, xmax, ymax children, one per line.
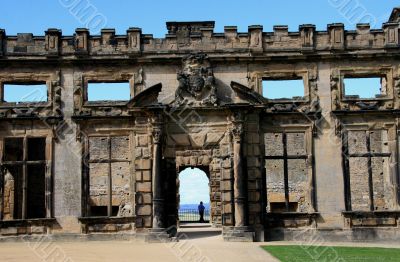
<box><xmin>198</xmin><ymin>201</ymin><xmax>205</xmax><ymax>223</ymax></box>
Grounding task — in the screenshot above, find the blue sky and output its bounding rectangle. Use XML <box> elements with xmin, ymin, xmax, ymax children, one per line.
<box><xmin>1</xmin><ymin>1</ymin><xmax>397</xmax><ymax>204</ymax></box>
<box><xmin>179</xmin><ymin>168</ymin><xmax>209</xmax><ymax>205</ymax></box>
<box><xmin>1</xmin><ymin>1</ymin><xmax>397</xmax><ymax>36</ymax></box>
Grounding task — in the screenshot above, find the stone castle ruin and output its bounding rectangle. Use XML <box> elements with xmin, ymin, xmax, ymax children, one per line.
<box><xmin>0</xmin><ymin>7</ymin><xmax>400</xmax><ymax>242</ymax></box>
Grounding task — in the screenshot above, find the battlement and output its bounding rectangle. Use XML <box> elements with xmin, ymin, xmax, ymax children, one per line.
<box><xmin>0</xmin><ymin>8</ymin><xmax>399</xmax><ymax>59</ymax></box>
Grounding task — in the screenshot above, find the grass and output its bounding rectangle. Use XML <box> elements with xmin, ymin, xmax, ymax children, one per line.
<box><xmin>262</xmin><ymin>245</ymin><xmax>400</xmax><ymax>262</ymax></box>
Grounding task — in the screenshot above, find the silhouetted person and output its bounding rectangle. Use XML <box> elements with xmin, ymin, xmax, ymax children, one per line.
<box><xmin>198</xmin><ymin>201</ymin><xmax>205</xmax><ymax>223</ymax></box>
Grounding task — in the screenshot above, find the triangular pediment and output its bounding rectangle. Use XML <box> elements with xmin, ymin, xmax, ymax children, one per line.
<box><xmin>127</xmin><ymin>83</ymin><xmax>162</xmax><ymax>108</ymax></box>
<box><xmin>228</xmin><ymin>81</ymin><xmax>267</xmax><ymax>105</ymax></box>
<box><xmin>389</xmin><ymin>7</ymin><xmax>400</xmax><ymax>22</ymax></box>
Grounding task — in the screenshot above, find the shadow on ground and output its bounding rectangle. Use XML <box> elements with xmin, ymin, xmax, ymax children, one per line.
<box><xmin>178</xmin><ymin>223</ymin><xmax>222</xmax><ymax>240</ymax></box>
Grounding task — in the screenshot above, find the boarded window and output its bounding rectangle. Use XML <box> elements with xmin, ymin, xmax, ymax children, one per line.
<box><xmin>345</xmin><ymin>130</ymin><xmax>391</xmax><ymax>211</ymax></box>
<box><xmin>265</xmin><ymin>132</ymin><xmax>309</xmax><ymax>213</ymax></box>
<box><xmin>1</xmin><ymin>137</ymin><xmax>47</xmax><ymax>220</ymax></box>
<box><xmin>343</xmin><ymin>77</ymin><xmax>384</xmax><ymax>99</ymax></box>
<box><xmin>262</xmin><ymin>79</ymin><xmax>304</xmax><ymax>99</ymax></box>
<box><xmin>87</xmin><ymin>82</ymin><xmax>130</xmax><ymax>101</ymax></box>
<box><xmin>3</xmin><ymin>83</ymin><xmax>48</xmax><ymax>103</ymax></box>
<box><xmin>88</xmin><ymin>136</ymin><xmax>131</xmax><ymax>217</ymax></box>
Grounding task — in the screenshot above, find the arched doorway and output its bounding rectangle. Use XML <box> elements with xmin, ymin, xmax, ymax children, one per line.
<box><xmin>178</xmin><ymin>167</ymin><xmax>210</xmax><ymax>223</ymax></box>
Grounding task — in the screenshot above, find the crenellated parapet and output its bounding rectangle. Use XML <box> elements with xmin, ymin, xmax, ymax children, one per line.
<box><xmin>0</xmin><ymin>14</ymin><xmax>399</xmax><ymax>59</ymax></box>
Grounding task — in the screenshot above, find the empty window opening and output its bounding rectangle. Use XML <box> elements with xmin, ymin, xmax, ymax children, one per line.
<box><xmin>262</xmin><ymin>79</ymin><xmax>304</xmax><ymax>99</ymax></box>
<box><xmin>178</xmin><ymin>167</ymin><xmax>210</xmax><ymax>223</ymax></box>
<box><xmin>343</xmin><ymin>77</ymin><xmax>385</xmax><ymax>99</ymax></box>
<box><xmin>3</xmin><ymin>83</ymin><xmax>48</xmax><ymax>103</ymax></box>
<box><xmin>87</xmin><ymin>82</ymin><xmax>130</xmax><ymax>101</ymax></box>
<box><xmin>1</xmin><ymin>137</ymin><xmax>47</xmax><ymax>220</ymax></box>
<box><xmin>27</xmin><ymin>164</ymin><xmax>46</xmax><ymax>219</ymax></box>
<box><xmin>4</xmin><ymin>138</ymin><xmax>23</xmax><ymax>161</ymax></box>
<box><xmin>28</xmin><ymin>137</ymin><xmax>46</xmax><ymax>161</ymax></box>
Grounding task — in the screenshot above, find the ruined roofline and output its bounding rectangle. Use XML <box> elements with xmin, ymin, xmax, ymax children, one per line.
<box><xmin>0</xmin><ymin>7</ymin><xmax>399</xmax><ymax>57</ymax></box>
<box><xmin>1</xmin><ymin>21</ymin><xmax>398</xmax><ymax>38</ymax></box>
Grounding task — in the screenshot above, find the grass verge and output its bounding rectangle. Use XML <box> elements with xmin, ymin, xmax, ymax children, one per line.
<box><xmin>262</xmin><ymin>245</ymin><xmax>400</xmax><ymax>262</ymax></box>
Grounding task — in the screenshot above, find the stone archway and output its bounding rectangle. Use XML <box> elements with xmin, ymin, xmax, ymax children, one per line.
<box><xmin>175</xmin><ymin>150</ymin><xmax>222</xmax><ymax>227</ymax></box>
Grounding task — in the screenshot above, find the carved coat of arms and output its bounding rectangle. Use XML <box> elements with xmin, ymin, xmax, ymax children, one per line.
<box><xmin>174</xmin><ymin>53</ymin><xmax>218</xmax><ymax>106</ymax></box>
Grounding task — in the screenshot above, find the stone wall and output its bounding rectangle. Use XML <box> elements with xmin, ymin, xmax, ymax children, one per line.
<box><xmin>0</xmin><ymin>8</ymin><xmax>400</xmax><ymax>242</ymax></box>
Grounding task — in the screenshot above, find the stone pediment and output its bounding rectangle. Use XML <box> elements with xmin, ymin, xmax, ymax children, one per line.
<box><xmin>229</xmin><ymin>81</ymin><xmax>267</xmax><ymax>105</ymax></box>
<box><xmin>389</xmin><ymin>7</ymin><xmax>400</xmax><ymax>22</ymax></box>
<box><xmin>127</xmin><ymin>83</ymin><xmax>162</xmax><ymax>107</ymax></box>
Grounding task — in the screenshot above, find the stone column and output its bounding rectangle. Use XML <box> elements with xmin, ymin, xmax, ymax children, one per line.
<box><xmin>231</xmin><ymin>119</ymin><xmax>246</xmax><ymax>227</ymax></box>
<box><xmin>223</xmin><ymin>110</ymin><xmax>254</xmax><ymax>242</ymax></box>
<box><xmin>151</xmin><ymin>124</ymin><xmax>164</xmax><ymax>229</ymax></box>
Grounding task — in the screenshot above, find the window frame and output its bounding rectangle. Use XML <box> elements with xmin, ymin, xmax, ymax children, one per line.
<box><xmin>259</xmin><ymin>71</ymin><xmax>311</xmax><ymax>103</ymax></box>
<box><xmin>262</xmin><ymin>78</ymin><xmax>306</xmax><ymax>101</ymax></box>
<box><xmin>338</xmin><ymin>68</ymin><xmax>394</xmax><ymax>102</ymax></box>
<box><xmin>82</xmin><ymin>74</ymin><xmax>135</xmax><ymax>106</ymax></box>
<box><xmin>342</xmin><ymin>128</ymin><xmax>393</xmax><ymax>212</ymax></box>
<box><xmin>0</xmin><ymin>72</ymin><xmax>55</xmax><ymax>108</ymax></box>
<box><xmin>83</xmin><ymin>133</ymin><xmax>133</xmax><ymax>218</ymax></box>
<box><xmin>0</xmin><ymin>135</ymin><xmax>52</xmax><ymax>221</ymax></box>
<box><xmin>2</xmin><ymin>82</ymin><xmax>49</xmax><ymax>104</ymax></box>
<box><xmin>264</xmin><ymin>127</ymin><xmax>314</xmax><ymax>213</ymax></box>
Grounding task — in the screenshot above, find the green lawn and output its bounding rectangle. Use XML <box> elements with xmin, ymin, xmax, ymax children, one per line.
<box><xmin>262</xmin><ymin>245</ymin><xmax>400</xmax><ymax>262</ymax></box>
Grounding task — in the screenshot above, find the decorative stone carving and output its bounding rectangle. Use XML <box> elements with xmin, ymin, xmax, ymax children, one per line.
<box><xmin>45</xmin><ymin>28</ymin><xmax>61</xmax><ymax>56</ymax></box>
<box><xmin>174</xmin><ymin>53</ymin><xmax>217</xmax><ymax>106</ymax></box>
<box><xmin>231</xmin><ymin>122</ymin><xmax>244</xmax><ymax>142</ymax></box>
<box><xmin>152</xmin><ymin>127</ymin><xmax>162</xmax><ymax>144</ymax></box>
<box><xmin>300</xmin><ymin>24</ymin><xmax>316</xmax><ymax>51</ymax></box>
<box><xmin>74</xmin><ymin>28</ymin><xmax>89</xmax><ymax>54</ymax></box>
<box><xmin>331</xmin><ymin>71</ymin><xmax>341</xmax><ymax>111</ymax></box>
<box><xmin>52</xmin><ymin>71</ymin><xmax>62</xmax><ymax>116</ymax></box>
<box><xmin>229</xmin><ymin>111</ymin><xmax>245</xmax><ymax>142</ymax></box>
<box><xmin>118</xmin><ymin>202</ymin><xmax>133</xmax><ymax>217</ymax></box>
<box><xmin>127</xmin><ymin>27</ymin><xmax>141</xmax><ymax>53</ymax></box>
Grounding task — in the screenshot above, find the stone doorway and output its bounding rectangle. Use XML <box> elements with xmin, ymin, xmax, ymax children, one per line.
<box><xmin>177</xmin><ymin>166</ymin><xmax>210</xmax><ymax>224</ymax></box>
<box><xmin>163</xmin><ymin>149</ymin><xmax>224</xmax><ymax>232</ymax></box>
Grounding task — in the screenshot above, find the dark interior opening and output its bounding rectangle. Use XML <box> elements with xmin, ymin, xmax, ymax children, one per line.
<box><xmin>90</xmin><ymin>206</ymin><xmax>108</xmax><ymax>217</ymax></box>
<box><xmin>112</xmin><ymin>206</ymin><xmax>119</xmax><ymax>217</ymax></box>
<box><xmin>27</xmin><ymin>164</ymin><xmax>46</xmax><ymax>219</ymax></box>
<box><xmin>27</xmin><ymin>137</ymin><xmax>46</xmax><ymax>161</ymax></box>
<box><xmin>270</xmin><ymin>202</ymin><xmax>298</xmax><ymax>213</ymax></box>
<box><xmin>4</xmin><ymin>138</ymin><xmax>23</xmax><ymax>161</ymax></box>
